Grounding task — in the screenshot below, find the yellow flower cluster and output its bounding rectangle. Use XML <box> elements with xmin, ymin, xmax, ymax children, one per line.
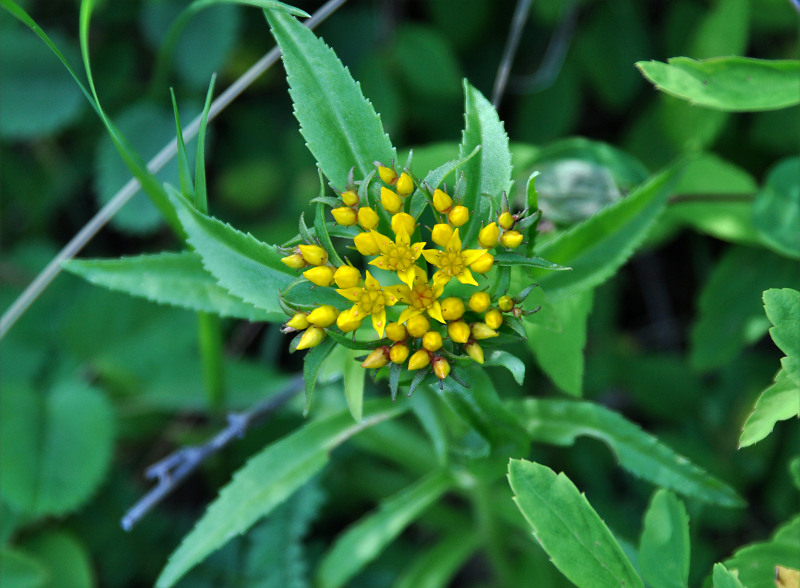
<box><xmin>279</xmin><ymin>161</ymin><xmax>532</xmax><ymax>388</ymax></box>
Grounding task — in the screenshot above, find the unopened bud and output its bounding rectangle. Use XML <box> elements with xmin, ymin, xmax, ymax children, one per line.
<box><xmin>406</xmin><ymin>314</ymin><xmax>430</xmax><ymax>338</ymax></box>
<box><xmin>361</xmin><ymin>346</ymin><xmax>391</xmax><ymax>369</ymax></box>
<box><xmin>357</xmin><ymin>206</ymin><xmax>379</xmax><ymax>230</ymax></box>
<box><xmin>498</xmin><ymin>295</ymin><xmax>514</xmax><ymax>312</ymax></box>
<box><xmin>331</xmin><ymin>207</ymin><xmax>357</xmax><ymax>226</ymax></box>
<box><xmin>471</xmin><ymin>322</ymin><xmax>498</xmax><ymax>340</ymax></box>
<box><xmin>285</xmin><ymin>313</ymin><xmax>309</xmax><ymax>331</ymax></box>
<box><xmin>390</xmin><ymin>342</ymin><xmax>410</xmax><ymax>364</ymax></box>
<box><xmin>385</xmin><ymin>322</ymin><xmax>408</xmax><ymax>342</ymax></box>
<box><xmin>354</xmin><ymin>231</ymin><xmax>380</xmax><ymax>256</ymax></box>
<box><xmin>334</xmin><ymin>265</ymin><xmax>361</xmax><ymax>289</ymax></box>
<box><xmin>341</xmin><ymin>189</ymin><xmax>359</xmax><ymax>206</ymax></box>
<box><xmin>465</xmin><ymin>341</ymin><xmax>485</xmax><ymax>364</ymax></box>
<box><xmin>431</xmin><ymin>223</ymin><xmax>454</xmax><ymax>247</ymax></box>
<box><xmin>484</xmin><ymin>308</ymin><xmax>503</xmax><ymax>330</ymax></box>
<box><xmin>303</xmin><ymin>265</ymin><xmax>335</xmax><ymax>287</ymax></box>
<box><xmin>391</xmin><ymin>212</ymin><xmax>416</xmax><ymax>237</ymax></box>
<box><xmin>498</xmin><ymin>211</ymin><xmax>515</xmax><ymax>230</ymax></box>
<box><xmin>447</xmin><ymin>320</ymin><xmax>470</xmax><ymax>344</ymax></box>
<box><xmin>377</xmin><ymin>164</ymin><xmax>397</xmax><ymax>185</ymax></box>
<box><xmin>432</xmin><ymin>356</ymin><xmax>450</xmax><ymax>380</ymax></box>
<box><xmin>432</xmin><ymin>189</ymin><xmax>452</xmax><ymax>213</ymax></box>
<box><xmin>408</xmin><ymin>349</ymin><xmax>431</xmax><ymax>370</ymax></box>
<box><xmin>478</xmin><ymin>222</ymin><xmax>499</xmax><ymax>248</ymax></box>
<box><xmin>298</xmin><ymin>244</ymin><xmax>328</xmax><ymax>266</ymax></box>
<box><xmin>396</xmin><ymin>173</ymin><xmax>414</xmax><ymax>196</ymax></box>
<box><xmin>468</xmin><ymin>291</ymin><xmax>491</xmax><ymax>313</ymax></box>
<box><xmin>296</xmin><ymin>326</ymin><xmax>325</xmax><ymax>350</ymax></box>
<box><xmin>380</xmin><ymin>187</ymin><xmax>403</xmax><ymax>214</ymax></box>
<box><xmin>470</xmin><ymin>252</ymin><xmax>493</xmax><ymax>274</ymax></box>
<box><xmin>281</xmin><ymin>253</ymin><xmax>306</xmax><ymax>270</ymax></box>
<box><xmin>440</xmin><ymin>297</ymin><xmax>465</xmax><ymax>321</ymax></box>
<box><xmin>307</xmin><ymin>305</ymin><xmax>339</xmax><ymax>327</ymax></box>
<box><xmin>500</xmin><ymin>230</ymin><xmax>523</xmax><ymax>249</ymax></box>
<box><xmin>336</xmin><ymin>307</ymin><xmax>363</xmax><ymax>332</ymax></box>
<box><xmin>448</xmin><ymin>205</ymin><xmax>469</xmax><ymax>227</ymax></box>
<box><xmin>422</xmin><ymin>330</ymin><xmax>443</xmax><ymax>352</ymax></box>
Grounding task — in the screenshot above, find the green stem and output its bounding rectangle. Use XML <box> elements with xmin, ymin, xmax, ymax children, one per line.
<box><xmin>471</xmin><ymin>478</ymin><xmax>515</xmax><ymax>588</ymax></box>
<box><xmin>197</xmin><ymin>311</ymin><xmax>224</xmax><ymax>414</ymax></box>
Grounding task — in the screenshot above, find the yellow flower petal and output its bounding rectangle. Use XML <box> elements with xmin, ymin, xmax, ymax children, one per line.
<box><xmin>372</xmin><ymin>308</ymin><xmax>387</xmax><ymax>338</ymax></box>
<box><xmin>427</xmin><ymin>300</ymin><xmax>445</xmax><ymax>324</ymax></box>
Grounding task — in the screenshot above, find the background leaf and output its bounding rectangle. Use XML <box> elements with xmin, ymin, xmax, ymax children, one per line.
<box><xmin>342</xmin><ymin>349</ymin><xmax>365</xmax><ymax>422</ymax></box>
<box><xmin>712</xmin><ymin>563</ymin><xmax>745</xmax><ymax>588</ymax></box>
<box><xmin>753</xmin><ymin>157</ymin><xmax>800</xmax><ymax>259</ymax></box>
<box><xmin>19</xmin><ymin>531</ymin><xmax>94</xmax><ymax>588</ymax></box>
<box><xmin>393</xmin><ymin>530</ymin><xmax>480</xmax><ymax>588</ymax></box>
<box><xmin>638</xmin><ymin>490</ymin><xmax>690</xmax><ymax>588</ymax></box>
<box><xmin>721</xmin><ymin>516</ymin><xmax>800</xmax><ymax>588</ymax></box>
<box><xmin>0</xmin><ymin>547</ymin><xmax>49</xmax><ymax>588</ymax></box>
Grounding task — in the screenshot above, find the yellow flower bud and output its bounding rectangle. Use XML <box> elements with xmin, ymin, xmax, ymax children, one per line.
<box><xmin>354</xmin><ymin>231</ymin><xmax>380</xmax><ymax>256</ymax></box>
<box><xmin>303</xmin><ymin>265</ymin><xmax>335</xmax><ymax>287</ymax></box>
<box><xmin>331</xmin><ymin>206</ymin><xmax>357</xmax><ymax>226</ymax></box>
<box><xmin>422</xmin><ymin>330</ymin><xmax>443</xmax><ymax>352</ymax></box>
<box><xmin>484</xmin><ymin>308</ymin><xmax>503</xmax><ymax>330</ymax></box>
<box><xmin>470</xmin><ymin>252</ymin><xmax>493</xmax><ymax>274</ymax></box>
<box><xmin>478</xmin><ymin>222</ymin><xmax>499</xmax><ymax>248</ymax></box>
<box><xmin>390</xmin><ymin>342</ymin><xmax>410</xmax><ymax>364</ymax></box>
<box><xmin>391</xmin><ymin>212</ymin><xmax>416</xmax><ymax>237</ymax></box>
<box><xmin>448</xmin><ymin>205</ymin><xmax>469</xmax><ymax>227</ymax></box>
<box><xmin>500</xmin><ymin>230</ymin><xmax>524</xmax><ymax>249</ymax></box>
<box><xmin>334</xmin><ymin>265</ymin><xmax>361</xmax><ymax>289</ymax></box>
<box><xmin>380</xmin><ymin>187</ymin><xmax>403</xmax><ymax>214</ymax></box>
<box><xmin>432</xmin><ymin>189</ymin><xmax>452</xmax><ymax>213</ymax></box>
<box><xmin>432</xmin><ymin>356</ymin><xmax>450</xmax><ymax>380</ymax></box>
<box><xmin>408</xmin><ymin>349</ymin><xmax>431</xmax><ymax>370</ymax></box>
<box><xmin>498</xmin><ymin>295</ymin><xmax>514</xmax><ymax>312</ymax></box>
<box><xmin>431</xmin><ymin>223</ymin><xmax>454</xmax><ymax>247</ymax></box>
<box><xmin>336</xmin><ymin>307</ymin><xmax>363</xmax><ymax>332</ymax></box>
<box><xmin>396</xmin><ymin>172</ymin><xmax>414</xmax><ymax>196</ymax></box>
<box><xmin>440</xmin><ymin>297</ymin><xmax>465</xmax><ymax>321</ymax></box>
<box><xmin>465</xmin><ymin>341</ymin><xmax>485</xmax><ymax>364</ymax></box>
<box><xmin>385</xmin><ymin>322</ymin><xmax>408</xmax><ymax>342</ymax></box>
<box><xmin>471</xmin><ymin>322</ymin><xmax>499</xmax><ymax>340</ymax></box>
<box><xmin>298</xmin><ymin>244</ymin><xmax>328</xmax><ymax>266</ymax></box>
<box><xmin>307</xmin><ymin>305</ymin><xmax>339</xmax><ymax>328</ymax></box>
<box><xmin>357</xmin><ymin>206</ymin><xmax>380</xmax><ymax>230</ymax></box>
<box><xmin>281</xmin><ymin>253</ymin><xmax>306</xmax><ymax>270</ymax></box>
<box><xmin>498</xmin><ymin>211</ymin><xmax>515</xmax><ymax>230</ymax></box>
<box><xmin>447</xmin><ymin>320</ymin><xmax>470</xmax><ymax>344</ymax></box>
<box><xmin>285</xmin><ymin>313</ymin><xmax>309</xmax><ymax>330</ymax></box>
<box><xmin>468</xmin><ymin>291</ymin><xmax>491</xmax><ymax>313</ymax></box>
<box><xmin>296</xmin><ymin>326</ymin><xmax>325</xmax><ymax>350</ymax></box>
<box><xmin>361</xmin><ymin>346</ymin><xmax>391</xmax><ymax>369</ymax></box>
<box><xmin>378</xmin><ymin>165</ymin><xmax>397</xmax><ymax>185</ymax></box>
<box><xmin>341</xmin><ymin>189</ymin><xmax>359</xmax><ymax>206</ymax></box>
<box><xmin>406</xmin><ymin>314</ymin><xmax>430</xmax><ymax>338</ymax></box>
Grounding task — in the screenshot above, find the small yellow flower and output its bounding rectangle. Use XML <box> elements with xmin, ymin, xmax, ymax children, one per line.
<box><xmin>307</xmin><ymin>305</ymin><xmax>339</xmax><ymax>328</ymax></box>
<box><xmin>361</xmin><ymin>346</ymin><xmax>391</xmax><ymax>369</ymax></box>
<box><xmin>358</xmin><ymin>207</ymin><xmax>380</xmax><ymax>230</ymax></box>
<box><xmin>396</xmin><ymin>172</ymin><xmax>414</xmax><ymax>196</ymax></box>
<box><xmin>448</xmin><ymin>205</ymin><xmax>469</xmax><ymax>227</ymax></box>
<box><xmin>341</xmin><ymin>189</ymin><xmax>359</xmax><ymax>206</ymax></box>
<box><xmin>332</xmin><ymin>207</ymin><xmax>357</xmax><ymax>226</ymax></box>
<box><xmin>468</xmin><ymin>291</ymin><xmax>491</xmax><ymax>313</ymax></box>
<box><xmin>422</xmin><ymin>228</ymin><xmax>486</xmax><ymax>287</ymax></box>
<box><xmin>478</xmin><ymin>222</ymin><xmax>499</xmax><ymax>248</ymax></box>
<box><xmin>354</xmin><ymin>231</ymin><xmax>380</xmax><ymax>256</ymax></box>
<box><xmin>390</xmin><ymin>342</ymin><xmax>410</xmax><ymax>364</ymax></box>
<box><xmin>408</xmin><ymin>349</ymin><xmax>431</xmax><ymax>370</ymax></box>
<box><xmin>447</xmin><ymin>320</ymin><xmax>470</xmax><ymax>343</ymax></box>
<box><xmin>298</xmin><ymin>244</ymin><xmax>328</xmax><ymax>266</ymax></box>
<box><xmin>500</xmin><ymin>230</ymin><xmax>523</xmax><ymax>249</ymax></box>
<box><xmin>396</xmin><ymin>268</ymin><xmax>445</xmax><ymax>325</ymax></box>
<box><xmin>281</xmin><ymin>253</ymin><xmax>306</xmax><ymax>270</ymax></box>
<box><xmin>431</xmin><ymin>223</ymin><xmax>454</xmax><ymax>247</ymax></box>
<box><xmin>380</xmin><ymin>187</ymin><xmax>403</xmax><ymax>214</ymax></box>
<box><xmin>303</xmin><ymin>265</ymin><xmax>335</xmax><ymax>287</ymax></box>
<box><xmin>337</xmin><ymin>270</ymin><xmax>404</xmax><ymax>338</ymax></box>
<box><xmin>432</xmin><ymin>189</ymin><xmax>452</xmax><ymax>213</ymax></box>
<box><xmin>369</xmin><ymin>228</ymin><xmax>426</xmax><ymax>289</ymax></box>
<box><xmin>432</xmin><ymin>356</ymin><xmax>450</xmax><ymax>380</ymax></box>
<box><xmin>296</xmin><ymin>326</ymin><xmax>325</xmax><ymax>350</ymax></box>
<box><xmin>334</xmin><ymin>265</ymin><xmax>361</xmax><ymax>289</ymax></box>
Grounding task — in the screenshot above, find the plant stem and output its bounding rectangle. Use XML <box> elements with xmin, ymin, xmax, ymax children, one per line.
<box><xmin>198</xmin><ymin>311</ymin><xmax>225</xmax><ymax>414</ymax></box>
<box><xmin>471</xmin><ymin>478</ymin><xmax>515</xmax><ymax>588</ymax></box>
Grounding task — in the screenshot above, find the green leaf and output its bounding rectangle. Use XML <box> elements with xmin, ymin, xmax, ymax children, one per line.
<box><xmin>20</xmin><ymin>531</ymin><xmax>94</xmax><ymax>588</ymax></box>
<box><xmin>508</xmin><ymin>459</ymin><xmax>644</xmax><ymax>588</ymax></box>
<box><xmin>638</xmin><ymin>490</ymin><xmax>690</xmax><ymax>588</ymax></box>
<box><xmin>0</xmin><ymin>380</ymin><xmax>115</xmax><ymax>517</ymax></box>
<box><xmin>193</xmin><ymin>75</ymin><xmax>216</xmax><ymax>213</ymax></box>
<box><xmin>316</xmin><ymin>470</ymin><xmax>452</xmax><ymax>588</ymax></box>
<box><xmin>315</xmin><ymin>201</ymin><xmax>344</xmax><ymax>267</ymax></box>
<box><xmin>409</xmin><ymin>145</ymin><xmax>481</xmax><ymax>219</ymax></box>
<box><xmin>457</xmin><ymin>80</ymin><xmax>513</xmax><ymax>247</ymax></box>
<box><xmin>721</xmin><ymin>516</ymin><xmax>800</xmax><ymax>588</ymax></box>
<box><xmin>0</xmin><ymin>547</ymin><xmax>48</xmax><ymax>588</ymax></box>
<box><xmin>483</xmin><ymin>350</ymin><xmax>525</xmax><ymax>386</ymax></box>
<box><xmin>492</xmin><ymin>252</ymin><xmax>570</xmax><ymax>271</ymax></box>
<box><xmin>301</xmin><ymin>336</ymin><xmax>337</xmax><ymax>415</ymax></box>
<box><xmin>528</xmin><ymin>164</ymin><xmax>680</xmax><ymax>301</ymax></box>
<box><xmin>525</xmin><ymin>287</ymin><xmax>593</xmax><ymax>396</ymax></box>
<box><xmin>789</xmin><ymin>457</ymin><xmax>800</xmax><ymax>491</ymax></box>
<box><xmin>740</xmin><ymin>371</ymin><xmax>799</xmax><ymax>448</ymax></box>
<box><xmin>511</xmin><ymin>398</ymin><xmax>744</xmax><ymax>507</ymax></box>
<box><xmin>343</xmin><ymin>349</ymin><xmax>365</xmax><ymax>422</ymax></box>
<box><xmin>635</xmin><ymin>57</ymin><xmax>800</xmax><ymax>112</ymax></box>
<box><xmin>265</xmin><ymin>9</ymin><xmax>395</xmax><ymax>189</ymax></box>
<box><xmin>170</xmin><ymin>90</ymin><xmax>194</xmax><ymax>199</ymax></box>
<box><xmin>712</xmin><ymin>564</ymin><xmax>745</xmax><ymax>588</ymax></box>
<box><xmin>393</xmin><ymin>530</ymin><xmax>480</xmax><ymax>588</ymax></box>
<box><xmin>63</xmin><ymin>252</ymin><xmax>279</xmax><ymax>322</ymax></box>
<box><xmin>156</xmin><ymin>399</ymin><xmax>407</xmax><ymax>588</ymax></box>
<box><xmin>753</xmin><ymin>157</ymin><xmax>800</xmax><ymax>259</ymax></box>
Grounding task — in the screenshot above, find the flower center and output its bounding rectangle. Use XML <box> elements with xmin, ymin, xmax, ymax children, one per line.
<box><xmin>410</xmin><ymin>284</ymin><xmax>435</xmax><ymax>310</ymax></box>
<box><xmin>384</xmin><ymin>243</ymin><xmax>416</xmax><ymax>271</ymax></box>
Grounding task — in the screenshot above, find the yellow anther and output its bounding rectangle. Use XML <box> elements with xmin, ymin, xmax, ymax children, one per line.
<box><xmin>332</xmin><ymin>206</ymin><xmax>357</xmax><ymax>226</ymax></box>
<box><xmin>440</xmin><ymin>297</ymin><xmax>465</xmax><ymax>321</ymax></box>
<box><xmin>380</xmin><ymin>187</ymin><xmax>403</xmax><ymax>214</ymax></box>
<box><xmin>478</xmin><ymin>222</ymin><xmax>499</xmax><ymax>248</ymax></box>
<box><xmin>498</xmin><ymin>211</ymin><xmax>515</xmax><ymax>230</ymax></box>
<box><xmin>298</xmin><ymin>244</ymin><xmax>328</xmax><ymax>266</ymax></box>
<box><xmin>447</xmin><ymin>320</ymin><xmax>470</xmax><ymax>344</ymax></box>
<box><xmin>396</xmin><ymin>172</ymin><xmax>414</xmax><ymax>196</ymax></box>
<box><xmin>500</xmin><ymin>230</ymin><xmax>524</xmax><ymax>249</ymax></box>
<box><xmin>471</xmin><ymin>322</ymin><xmax>499</xmax><ymax>340</ymax></box>
<box><xmin>357</xmin><ymin>206</ymin><xmax>380</xmax><ymax>230</ymax></box>
<box><xmin>385</xmin><ymin>322</ymin><xmax>408</xmax><ymax>342</ymax></box>
<box><xmin>390</xmin><ymin>342</ymin><xmax>410</xmax><ymax>364</ymax></box>
<box><xmin>431</xmin><ymin>223</ymin><xmax>454</xmax><ymax>247</ymax></box>
<box><xmin>448</xmin><ymin>205</ymin><xmax>469</xmax><ymax>227</ymax></box>
<box><xmin>433</xmin><ymin>189</ymin><xmax>453</xmax><ymax>213</ymax></box>
<box><xmin>296</xmin><ymin>326</ymin><xmax>325</xmax><ymax>350</ymax></box>
<box><xmin>341</xmin><ymin>189</ymin><xmax>359</xmax><ymax>207</ymax></box>
<box><xmin>354</xmin><ymin>231</ymin><xmax>380</xmax><ymax>256</ymax></box>
<box><xmin>468</xmin><ymin>291</ymin><xmax>491</xmax><ymax>313</ymax></box>
<box><xmin>391</xmin><ymin>212</ymin><xmax>416</xmax><ymax>237</ymax></box>
<box><xmin>408</xmin><ymin>349</ymin><xmax>431</xmax><ymax>370</ymax></box>
<box><xmin>285</xmin><ymin>313</ymin><xmax>309</xmax><ymax>330</ymax></box>
<box><xmin>307</xmin><ymin>305</ymin><xmax>339</xmax><ymax>328</ymax></box>
<box><xmin>470</xmin><ymin>252</ymin><xmax>493</xmax><ymax>274</ymax></box>
<box><xmin>303</xmin><ymin>265</ymin><xmax>335</xmax><ymax>287</ymax></box>
<box><xmin>361</xmin><ymin>346</ymin><xmax>391</xmax><ymax>369</ymax></box>
<box><xmin>422</xmin><ymin>330</ymin><xmax>443</xmax><ymax>352</ymax></box>
<box><xmin>484</xmin><ymin>308</ymin><xmax>503</xmax><ymax>330</ymax></box>
<box><xmin>432</xmin><ymin>356</ymin><xmax>450</xmax><ymax>380</ymax></box>
<box><xmin>336</xmin><ymin>307</ymin><xmax>363</xmax><ymax>332</ymax></box>
<box><xmin>281</xmin><ymin>253</ymin><xmax>306</xmax><ymax>270</ymax></box>
<box><xmin>498</xmin><ymin>295</ymin><xmax>514</xmax><ymax>312</ymax></box>
<box><xmin>406</xmin><ymin>313</ymin><xmax>430</xmax><ymax>338</ymax></box>
<box><xmin>465</xmin><ymin>341</ymin><xmax>485</xmax><ymax>364</ymax></box>
<box><xmin>334</xmin><ymin>265</ymin><xmax>361</xmax><ymax>289</ymax></box>
<box><xmin>378</xmin><ymin>165</ymin><xmax>398</xmax><ymax>185</ymax></box>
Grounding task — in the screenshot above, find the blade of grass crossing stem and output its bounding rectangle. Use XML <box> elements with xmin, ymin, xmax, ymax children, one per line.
<box><xmin>195</xmin><ymin>75</ymin><xmax>216</xmax><ymax>214</ymax></box>
<box><xmin>169</xmin><ymin>89</ymin><xmax>194</xmax><ymax>198</ymax></box>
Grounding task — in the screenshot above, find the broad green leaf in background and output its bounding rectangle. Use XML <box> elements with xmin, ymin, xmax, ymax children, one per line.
<box><xmin>712</xmin><ymin>564</ymin><xmax>746</xmax><ymax>588</ymax></box>
<box><xmin>638</xmin><ymin>490</ymin><xmax>690</xmax><ymax>588</ymax></box>
<box><xmin>636</xmin><ymin>57</ymin><xmax>800</xmax><ymax>112</ymax></box>
<box><xmin>457</xmin><ymin>80</ymin><xmax>513</xmax><ymax>248</ymax></box>
<box><xmin>740</xmin><ymin>288</ymin><xmax>800</xmax><ymax>447</ymax></box>
<box><xmin>19</xmin><ymin>531</ymin><xmax>94</xmax><ymax>588</ymax></box>
<box><xmin>688</xmin><ymin>0</ymin><xmax>749</xmax><ymax>59</ymax></box>
<box><xmin>0</xmin><ymin>547</ymin><xmax>49</xmax><ymax>588</ymax></box>
<box><xmin>316</xmin><ymin>469</ymin><xmax>452</xmax><ymax>588</ymax></box>
<box><xmin>0</xmin><ymin>381</ymin><xmax>115</xmax><ymax>517</ymax></box>
<box><xmin>527</xmin><ymin>164</ymin><xmax>680</xmax><ymax>301</ymax></box>
<box><xmin>393</xmin><ymin>530</ymin><xmax>480</xmax><ymax>588</ymax></box>
<box><xmin>525</xmin><ymin>287</ymin><xmax>593</xmax><ymax>396</ymax></box>
<box><xmin>511</xmin><ymin>398</ymin><xmax>744</xmax><ymax>507</ymax></box>
<box><xmin>64</xmin><ymin>252</ymin><xmax>279</xmax><ymax>322</ymax></box>
<box><xmin>156</xmin><ymin>400</ymin><xmax>407</xmax><ymax>588</ymax></box>
<box><xmin>753</xmin><ymin>157</ymin><xmax>800</xmax><ymax>259</ymax></box>
<box><xmin>508</xmin><ymin>459</ymin><xmax>644</xmax><ymax>588</ymax></box>
<box><xmin>265</xmin><ymin>9</ymin><xmax>395</xmax><ymax>190</ymax></box>
<box><xmin>391</xmin><ymin>25</ymin><xmax>461</xmax><ymax>101</ymax></box>
<box><xmin>343</xmin><ymin>349</ymin><xmax>365</xmax><ymax>422</ymax></box>
<box><xmin>721</xmin><ymin>516</ymin><xmax>800</xmax><ymax>588</ymax></box>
